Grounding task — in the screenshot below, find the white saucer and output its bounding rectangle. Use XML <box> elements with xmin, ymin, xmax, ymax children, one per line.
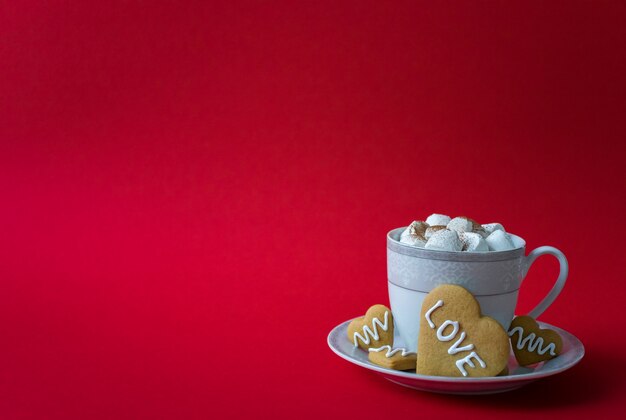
<box><xmin>328</xmin><ymin>319</ymin><xmax>584</xmax><ymax>395</ymax></box>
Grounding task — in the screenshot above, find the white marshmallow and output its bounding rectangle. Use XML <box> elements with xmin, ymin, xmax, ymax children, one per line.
<box><xmin>400</xmin><ymin>222</ymin><xmax>427</xmax><ymax>247</ymax></box>
<box><xmin>424</xmin><ymin>225</ymin><xmax>446</xmax><ymax>240</ymax></box>
<box><xmin>447</xmin><ymin>217</ymin><xmax>473</xmax><ymax>233</ymax></box>
<box><xmin>472</xmin><ymin>225</ymin><xmax>488</xmax><ymax>238</ymax></box>
<box><xmin>426</xmin><ymin>213</ymin><xmax>451</xmax><ymax>227</ymax></box>
<box><xmin>482</xmin><ymin>223</ymin><xmax>505</xmax><ymax>235</ymax></box>
<box><xmin>485</xmin><ymin>230</ymin><xmax>515</xmax><ymax>251</ymax></box>
<box><xmin>400</xmin><ymin>234</ymin><xmax>426</xmax><ymax>247</ymax></box>
<box><xmin>407</xmin><ymin>220</ymin><xmax>428</xmax><ymax>237</ymax></box>
<box><xmin>460</xmin><ymin>232</ymin><xmax>489</xmax><ymax>252</ymax></box>
<box><xmin>425</xmin><ymin>229</ymin><xmax>462</xmax><ymax>252</ymax></box>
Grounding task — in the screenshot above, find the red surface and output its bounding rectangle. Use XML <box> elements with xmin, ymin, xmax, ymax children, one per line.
<box><xmin>1</xmin><ymin>1</ymin><xmax>625</xmax><ymax>418</ymax></box>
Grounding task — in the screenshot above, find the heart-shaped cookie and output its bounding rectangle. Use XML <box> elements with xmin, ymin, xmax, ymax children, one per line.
<box><xmin>347</xmin><ymin>304</ymin><xmax>393</xmax><ymax>351</ymax></box>
<box><xmin>508</xmin><ymin>315</ymin><xmax>563</xmax><ymax>366</ymax></box>
<box><xmin>416</xmin><ymin>285</ymin><xmax>509</xmax><ymax>377</ymax></box>
<box><xmin>368</xmin><ymin>345</ymin><xmax>416</xmax><ymax>371</ymax></box>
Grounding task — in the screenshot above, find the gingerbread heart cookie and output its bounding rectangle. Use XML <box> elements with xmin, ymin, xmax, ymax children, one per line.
<box><xmin>497</xmin><ymin>365</ymin><xmax>509</xmax><ymax>376</ymax></box>
<box><xmin>368</xmin><ymin>345</ymin><xmax>416</xmax><ymax>371</ymax></box>
<box><xmin>347</xmin><ymin>304</ymin><xmax>393</xmax><ymax>351</ymax></box>
<box><xmin>508</xmin><ymin>316</ymin><xmax>563</xmax><ymax>366</ymax></box>
<box><xmin>416</xmin><ymin>285</ymin><xmax>509</xmax><ymax>377</ymax></box>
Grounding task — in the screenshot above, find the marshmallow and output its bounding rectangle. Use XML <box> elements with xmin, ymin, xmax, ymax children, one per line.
<box><xmin>425</xmin><ymin>229</ymin><xmax>462</xmax><ymax>252</ymax></box>
<box><xmin>472</xmin><ymin>225</ymin><xmax>488</xmax><ymax>238</ymax></box>
<box><xmin>460</xmin><ymin>232</ymin><xmax>489</xmax><ymax>252</ymax></box>
<box><xmin>447</xmin><ymin>217</ymin><xmax>473</xmax><ymax>233</ymax></box>
<box><xmin>426</xmin><ymin>213</ymin><xmax>451</xmax><ymax>227</ymax></box>
<box><xmin>400</xmin><ymin>235</ymin><xmax>426</xmax><ymax>247</ymax></box>
<box><xmin>461</xmin><ymin>217</ymin><xmax>486</xmax><ymax>236</ymax></box>
<box><xmin>424</xmin><ymin>225</ymin><xmax>446</xmax><ymax>240</ymax></box>
<box><xmin>485</xmin><ymin>230</ymin><xmax>515</xmax><ymax>251</ymax></box>
<box><xmin>463</xmin><ymin>217</ymin><xmax>480</xmax><ymax>228</ymax></box>
<box><xmin>482</xmin><ymin>223</ymin><xmax>505</xmax><ymax>235</ymax></box>
<box><xmin>400</xmin><ymin>221</ymin><xmax>428</xmax><ymax>247</ymax></box>
<box><xmin>407</xmin><ymin>220</ymin><xmax>428</xmax><ymax>237</ymax></box>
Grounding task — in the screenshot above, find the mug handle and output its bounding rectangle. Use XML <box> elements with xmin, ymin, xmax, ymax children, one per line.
<box><xmin>522</xmin><ymin>246</ymin><xmax>568</xmax><ymax>319</ymax></box>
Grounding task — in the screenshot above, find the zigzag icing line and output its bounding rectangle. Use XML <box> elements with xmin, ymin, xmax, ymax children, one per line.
<box><xmin>353</xmin><ymin>311</ymin><xmax>389</xmax><ymax>347</ymax></box>
<box><xmin>508</xmin><ymin>326</ymin><xmax>557</xmax><ymax>356</ymax></box>
<box><xmin>368</xmin><ymin>345</ymin><xmax>415</xmax><ymax>358</ymax></box>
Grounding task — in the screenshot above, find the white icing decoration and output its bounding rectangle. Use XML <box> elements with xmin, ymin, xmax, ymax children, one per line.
<box><xmin>353</xmin><ymin>311</ymin><xmax>389</xmax><ymax>347</ymax></box>
<box><xmin>436</xmin><ymin>320</ymin><xmax>459</xmax><ymax>342</ymax></box>
<box><xmin>508</xmin><ymin>326</ymin><xmax>557</xmax><ymax>356</ymax></box>
<box><xmin>368</xmin><ymin>345</ymin><xmax>416</xmax><ymax>358</ymax></box>
<box><xmin>455</xmin><ymin>351</ymin><xmax>487</xmax><ymax>376</ymax></box>
<box><xmin>448</xmin><ymin>331</ymin><xmax>474</xmax><ymax>355</ymax></box>
<box><xmin>425</xmin><ymin>300</ymin><xmax>444</xmax><ymax>328</ymax></box>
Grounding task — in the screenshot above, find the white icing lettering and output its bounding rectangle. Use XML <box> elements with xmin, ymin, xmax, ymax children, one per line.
<box><xmin>368</xmin><ymin>345</ymin><xmax>415</xmax><ymax>358</ymax></box>
<box><xmin>455</xmin><ymin>351</ymin><xmax>487</xmax><ymax>377</ymax></box>
<box><xmin>425</xmin><ymin>300</ymin><xmax>444</xmax><ymax>328</ymax></box>
<box><xmin>426</xmin><ymin>305</ymin><xmax>486</xmax><ymax>374</ymax></box>
<box><xmin>436</xmin><ymin>320</ymin><xmax>459</xmax><ymax>342</ymax></box>
<box><xmin>508</xmin><ymin>326</ymin><xmax>557</xmax><ymax>356</ymax></box>
<box><xmin>353</xmin><ymin>311</ymin><xmax>389</xmax><ymax>347</ymax></box>
<box><xmin>448</xmin><ymin>331</ymin><xmax>474</xmax><ymax>355</ymax></box>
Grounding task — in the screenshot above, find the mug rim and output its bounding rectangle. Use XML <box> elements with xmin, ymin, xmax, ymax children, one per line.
<box><xmin>387</xmin><ymin>227</ymin><xmax>526</xmax><ymax>262</ymax></box>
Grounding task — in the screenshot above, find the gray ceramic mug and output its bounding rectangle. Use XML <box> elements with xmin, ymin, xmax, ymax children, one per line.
<box><xmin>387</xmin><ymin>227</ymin><xmax>568</xmax><ymax>352</ymax></box>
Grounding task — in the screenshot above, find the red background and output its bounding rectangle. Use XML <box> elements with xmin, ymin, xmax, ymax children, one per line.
<box><xmin>1</xmin><ymin>1</ymin><xmax>626</xmax><ymax>418</ymax></box>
